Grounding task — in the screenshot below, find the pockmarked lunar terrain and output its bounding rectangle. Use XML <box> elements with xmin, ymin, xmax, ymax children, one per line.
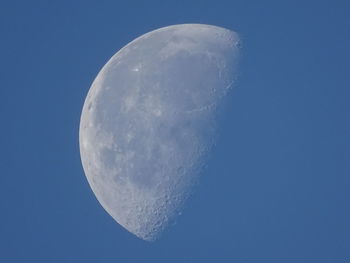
<box><xmin>79</xmin><ymin>24</ymin><xmax>240</xmax><ymax>241</ymax></box>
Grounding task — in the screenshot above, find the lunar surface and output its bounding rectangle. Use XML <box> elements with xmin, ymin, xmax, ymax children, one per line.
<box><xmin>79</xmin><ymin>24</ymin><xmax>240</xmax><ymax>241</ymax></box>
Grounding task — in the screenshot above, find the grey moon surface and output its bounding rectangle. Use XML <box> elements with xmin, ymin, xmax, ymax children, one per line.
<box><xmin>79</xmin><ymin>24</ymin><xmax>240</xmax><ymax>241</ymax></box>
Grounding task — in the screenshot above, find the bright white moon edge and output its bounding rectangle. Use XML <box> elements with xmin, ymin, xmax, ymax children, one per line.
<box><xmin>79</xmin><ymin>24</ymin><xmax>240</xmax><ymax>241</ymax></box>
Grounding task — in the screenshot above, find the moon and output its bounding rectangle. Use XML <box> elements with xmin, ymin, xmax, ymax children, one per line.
<box><xmin>79</xmin><ymin>24</ymin><xmax>240</xmax><ymax>241</ymax></box>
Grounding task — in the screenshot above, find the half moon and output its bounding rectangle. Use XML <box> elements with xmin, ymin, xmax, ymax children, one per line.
<box><xmin>79</xmin><ymin>24</ymin><xmax>240</xmax><ymax>241</ymax></box>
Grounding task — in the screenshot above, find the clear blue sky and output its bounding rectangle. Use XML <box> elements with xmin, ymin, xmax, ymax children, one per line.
<box><xmin>1</xmin><ymin>0</ymin><xmax>349</xmax><ymax>262</ymax></box>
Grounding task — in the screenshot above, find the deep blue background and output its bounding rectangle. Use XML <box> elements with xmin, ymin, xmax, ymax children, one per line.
<box><xmin>1</xmin><ymin>0</ymin><xmax>349</xmax><ymax>262</ymax></box>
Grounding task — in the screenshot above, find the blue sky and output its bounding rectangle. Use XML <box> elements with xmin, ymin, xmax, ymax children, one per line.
<box><xmin>1</xmin><ymin>0</ymin><xmax>349</xmax><ymax>262</ymax></box>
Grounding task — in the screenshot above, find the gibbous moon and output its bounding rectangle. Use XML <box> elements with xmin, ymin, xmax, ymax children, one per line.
<box><xmin>79</xmin><ymin>24</ymin><xmax>240</xmax><ymax>241</ymax></box>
